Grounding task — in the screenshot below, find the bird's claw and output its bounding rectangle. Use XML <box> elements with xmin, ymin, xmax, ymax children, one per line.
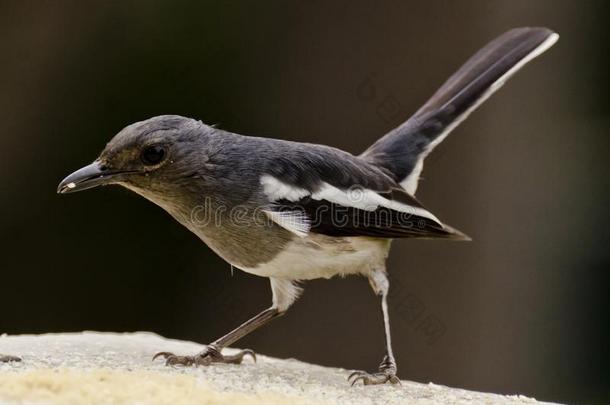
<box><xmin>153</xmin><ymin>352</ymin><xmax>200</xmax><ymax>366</ymax></box>
<box><xmin>0</xmin><ymin>354</ymin><xmax>21</xmax><ymax>363</ymax></box>
<box><xmin>153</xmin><ymin>345</ymin><xmax>256</xmax><ymax>367</ymax></box>
<box><xmin>348</xmin><ymin>370</ymin><xmax>400</xmax><ymax>386</ymax></box>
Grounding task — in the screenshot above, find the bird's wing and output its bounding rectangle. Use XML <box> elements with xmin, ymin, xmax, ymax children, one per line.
<box><xmin>259</xmin><ymin>166</ymin><xmax>468</xmax><ymax>240</ymax></box>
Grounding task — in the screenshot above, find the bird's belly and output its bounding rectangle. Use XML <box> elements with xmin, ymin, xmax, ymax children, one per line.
<box><xmin>239</xmin><ymin>235</ymin><xmax>391</xmax><ymax>280</ymax></box>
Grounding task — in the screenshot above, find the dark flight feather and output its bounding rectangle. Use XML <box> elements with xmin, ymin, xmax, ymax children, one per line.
<box><xmin>361</xmin><ymin>27</ymin><xmax>558</xmax><ymax>187</ymax></box>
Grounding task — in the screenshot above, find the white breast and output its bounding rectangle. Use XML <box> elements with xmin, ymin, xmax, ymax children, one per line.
<box><xmin>238</xmin><ymin>234</ymin><xmax>391</xmax><ymax>280</ymax></box>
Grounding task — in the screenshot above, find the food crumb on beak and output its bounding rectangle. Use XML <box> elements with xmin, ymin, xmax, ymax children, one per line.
<box><xmin>67</xmin><ymin>182</ymin><xmax>76</xmax><ymax>189</ymax></box>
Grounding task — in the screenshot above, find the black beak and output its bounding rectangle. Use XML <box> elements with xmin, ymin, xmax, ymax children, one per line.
<box><xmin>57</xmin><ymin>161</ymin><xmax>133</xmax><ymax>194</ymax></box>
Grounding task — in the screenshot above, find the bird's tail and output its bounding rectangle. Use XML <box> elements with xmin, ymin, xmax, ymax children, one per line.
<box><xmin>360</xmin><ymin>27</ymin><xmax>558</xmax><ymax>195</ymax></box>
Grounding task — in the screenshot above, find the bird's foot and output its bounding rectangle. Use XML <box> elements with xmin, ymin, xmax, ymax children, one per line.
<box><xmin>348</xmin><ymin>370</ymin><xmax>400</xmax><ymax>386</ymax></box>
<box><xmin>0</xmin><ymin>354</ymin><xmax>21</xmax><ymax>363</ymax></box>
<box><xmin>153</xmin><ymin>344</ymin><xmax>256</xmax><ymax>367</ymax></box>
<box><xmin>348</xmin><ymin>355</ymin><xmax>400</xmax><ymax>386</ymax></box>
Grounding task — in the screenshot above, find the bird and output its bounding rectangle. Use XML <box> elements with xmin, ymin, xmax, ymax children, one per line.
<box><xmin>57</xmin><ymin>27</ymin><xmax>558</xmax><ymax>385</ymax></box>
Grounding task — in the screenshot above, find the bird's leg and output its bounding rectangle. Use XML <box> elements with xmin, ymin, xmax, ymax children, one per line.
<box><xmin>154</xmin><ymin>307</ymin><xmax>281</xmax><ymax>366</ymax></box>
<box><xmin>0</xmin><ymin>354</ymin><xmax>21</xmax><ymax>363</ymax></box>
<box><xmin>154</xmin><ymin>278</ymin><xmax>299</xmax><ymax>367</ymax></box>
<box><xmin>349</xmin><ymin>270</ymin><xmax>400</xmax><ymax>386</ymax></box>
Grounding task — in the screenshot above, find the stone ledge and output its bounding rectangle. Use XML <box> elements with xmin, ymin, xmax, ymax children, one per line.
<box><xmin>0</xmin><ymin>332</ymin><xmax>557</xmax><ymax>405</ymax></box>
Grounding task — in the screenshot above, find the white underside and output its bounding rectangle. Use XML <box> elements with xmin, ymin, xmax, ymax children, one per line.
<box><xmin>401</xmin><ymin>159</ymin><xmax>424</xmax><ymax>195</ymax></box>
<box><xmin>239</xmin><ymin>234</ymin><xmax>391</xmax><ymax>281</ymax></box>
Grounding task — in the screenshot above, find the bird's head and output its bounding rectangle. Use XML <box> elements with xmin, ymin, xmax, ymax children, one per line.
<box><xmin>57</xmin><ymin>115</ymin><xmax>209</xmax><ymax>203</ymax></box>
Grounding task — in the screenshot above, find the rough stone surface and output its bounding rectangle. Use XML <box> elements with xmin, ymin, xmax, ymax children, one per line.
<box><xmin>0</xmin><ymin>332</ymin><xmax>557</xmax><ymax>405</ymax></box>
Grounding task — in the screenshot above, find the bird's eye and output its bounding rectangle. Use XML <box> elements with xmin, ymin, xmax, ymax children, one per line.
<box><xmin>141</xmin><ymin>145</ymin><xmax>166</xmax><ymax>165</ymax></box>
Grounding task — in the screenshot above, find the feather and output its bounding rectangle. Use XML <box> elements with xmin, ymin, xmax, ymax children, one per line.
<box><xmin>361</xmin><ymin>27</ymin><xmax>558</xmax><ymax>194</ymax></box>
<box><xmin>261</xmin><ymin>175</ymin><xmax>467</xmax><ymax>240</ymax></box>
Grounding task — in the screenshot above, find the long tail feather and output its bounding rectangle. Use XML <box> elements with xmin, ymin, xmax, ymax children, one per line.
<box><xmin>361</xmin><ymin>27</ymin><xmax>558</xmax><ymax>194</ymax></box>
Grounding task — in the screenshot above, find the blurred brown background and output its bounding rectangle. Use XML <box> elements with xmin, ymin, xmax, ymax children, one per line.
<box><xmin>1</xmin><ymin>1</ymin><xmax>608</xmax><ymax>403</ymax></box>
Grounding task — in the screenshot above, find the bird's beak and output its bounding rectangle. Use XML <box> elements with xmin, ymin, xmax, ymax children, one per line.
<box><xmin>57</xmin><ymin>161</ymin><xmax>133</xmax><ymax>194</ymax></box>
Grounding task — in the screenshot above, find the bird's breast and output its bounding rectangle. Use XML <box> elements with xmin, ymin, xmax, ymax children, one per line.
<box><xmin>237</xmin><ymin>234</ymin><xmax>391</xmax><ymax>280</ymax></box>
<box><xmin>130</xmin><ymin>186</ymin><xmax>391</xmax><ymax>279</ymax></box>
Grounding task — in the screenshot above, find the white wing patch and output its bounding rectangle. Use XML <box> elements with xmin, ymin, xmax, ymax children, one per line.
<box><xmin>263</xmin><ymin>209</ymin><xmax>311</xmax><ymax>237</ymax></box>
<box><xmin>261</xmin><ymin>175</ymin><xmax>309</xmax><ymax>201</ymax></box>
<box><xmin>312</xmin><ymin>182</ymin><xmax>441</xmax><ymax>224</ymax></box>
<box><xmin>400</xmin><ymin>32</ymin><xmax>559</xmax><ymax>194</ymax></box>
<box><xmin>260</xmin><ymin>175</ymin><xmax>442</xmax><ymax>228</ymax></box>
